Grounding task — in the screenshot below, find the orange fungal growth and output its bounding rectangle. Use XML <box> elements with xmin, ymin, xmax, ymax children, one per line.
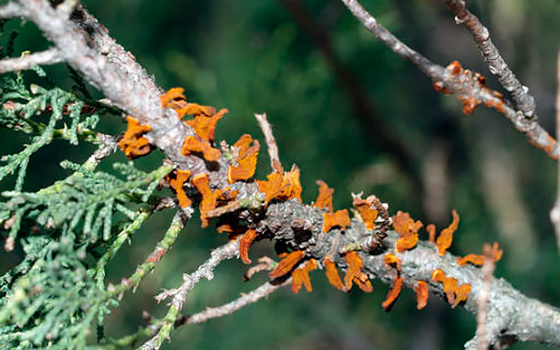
<box><xmin>324</xmin><ymin>256</ymin><xmax>345</xmax><ymax>291</ymax></box>
<box><xmin>414</xmin><ymin>281</ymin><xmax>429</xmax><ymax>310</ymax></box>
<box><xmin>352</xmin><ymin>195</ymin><xmax>379</xmax><ymax>230</ymax></box>
<box><xmin>182</xmin><ymin>103</ymin><xmax>214</xmax><ymax>118</ymax></box>
<box><xmin>182</xmin><ymin>135</ymin><xmax>221</xmax><ymax>162</ymax></box>
<box><xmin>344</xmin><ymin>251</ymin><xmax>373</xmax><ymax>293</ymax></box>
<box><xmin>192</xmin><ymin>174</ymin><xmax>224</xmax><ymax>228</ymax></box>
<box><xmin>426</xmin><ymin>224</ymin><xmax>436</xmax><ymax>244</ymax></box>
<box><xmin>291</xmin><ymin>259</ymin><xmax>318</xmax><ymax>294</ymax></box>
<box><xmin>216</xmin><ymin>218</ymin><xmax>248</xmax><ymax>241</ymax></box>
<box><xmin>396</xmin><ymin>233</ymin><xmax>418</xmax><ymax>253</ymax></box>
<box><xmin>228</xmin><ymin>134</ymin><xmax>260</xmax><ymax>183</ymax></box>
<box><xmin>239</xmin><ymin>229</ymin><xmax>258</xmax><ymax>264</ymax></box>
<box><xmin>323</xmin><ymin>210</ymin><xmax>351</xmax><ymax>233</ymax></box>
<box><xmin>457</xmin><ymin>255</ymin><xmax>482</xmax><ymax>267</ymax></box>
<box><xmin>185</xmin><ymin>108</ymin><xmax>227</xmax><ymax>143</ymax></box>
<box><xmin>256</xmin><ymin>172</ymin><xmax>283</xmax><ymax>204</ymax></box>
<box><xmin>483</xmin><ymin>241</ymin><xmax>503</xmax><ymax>262</ymax></box>
<box><xmin>448</xmin><ymin>60</ymin><xmax>462</xmax><ymax>75</ymax></box>
<box><xmin>435</xmin><ymin>210</ymin><xmax>460</xmax><ymax>256</ymax></box>
<box><xmin>392</xmin><ymin>211</ymin><xmax>423</xmax><ymax>235</ymax></box>
<box><xmin>167</xmin><ymin>169</ymin><xmax>192</xmax><ymax>208</ymax></box>
<box><xmin>269</xmin><ymin>250</ymin><xmax>305</xmax><ymax>279</ymax></box>
<box><xmin>438</xmin><ymin>61</ymin><xmax>509</xmax><ymax>118</ymax></box>
<box><xmin>382</xmin><ymin>276</ymin><xmax>403</xmax><ymax>311</ymax></box>
<box><xmin>431</xmin><ymin>269</ymin><xmax>446</xmax><ymax>283</ymax></box>
<box><xmin>160</xmin><ymin>87</ymin><xmax>215</xmax><ymax>121</ymax></box>
<box><xmin>313</xmin><ymin>180</ymin><xmax>334</xmax><ymax>213</ymax></box>
<box><xmin>160</xmin><ymin>87</ymin><xmax>187</xmax><ymax>108</ymax></box>
<box><xmin>384</xmin><ymin>253</ymin><xmax>402</xmax><ymax>272</ymax></box>
<box><xmin>256</xmin><ymin>165</ymin><xmax>302</xmax><ymax>204</ymax></box>
<box><xmin>458</xmin><ymin>96</ymin><xmax>480</xmax><ymax>115</ymax></box>
<box><xmin>431</xmin><ymin>269</ymin><xmax>471</xmax><ymax>308</ymax></box>
<box><xmin>354</xmin><ymin>274</ymin><xmax>373</xmax><ymax>293</ymax></box>
<box><xmin>457</xmin><ymin>242</ymin><xmax>503</xmax><ymax>266</ymax></box>
<box><xmin>278</xmin><ymin>165</ymin><xmax>302</xmax><ymax>202</ymax></box>
<box><xmin>314</xmin><ymin>180</ymin><xmax>334</xmax><ymax>212</ymax></box>
<box><xmin>118</xmin><ymin>116</ymin><xmax>153</xmax><ymax>159</ymax></box>
<box><xmin>392</xmin><ymin>211</ymin><xmax>422</xmax><ymax>253</ymax></box>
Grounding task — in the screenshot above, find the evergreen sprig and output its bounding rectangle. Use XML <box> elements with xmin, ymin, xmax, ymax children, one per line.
<box><xmin>0</xmin><ymin>161</ymin><xmax>172</xmax><ymax>250</ymax></box>
<box><xmin>0</xmin><ymin>70</ymin><xmax>101</xmax><ymax>191</ymax></box>
<box><xmin>0</xmin><ymin>161</ymin><xmax>172</xmax><ymax>349</ymax></box>
<box><xmin>0</xmin><ymin>27</ymin><xmax>174</xmax><ymax>346</ymax></box>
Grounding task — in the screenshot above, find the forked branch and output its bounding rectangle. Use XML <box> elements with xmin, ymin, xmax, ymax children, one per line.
<box><xmin>339</xmin><ymin>0</ymin><xmax>559</xmax><ymax>160</ymax></box>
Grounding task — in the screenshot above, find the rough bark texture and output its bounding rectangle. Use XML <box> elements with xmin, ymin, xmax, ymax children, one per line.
<box><xmin>260</xmin><ymin>200</ymin><xmax>560</xmax><ymax>348</ymax></box>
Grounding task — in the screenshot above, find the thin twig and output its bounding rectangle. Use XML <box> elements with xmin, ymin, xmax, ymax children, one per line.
<box><xmin>108</xmin><ymin>210</ymin><xmax>188</xmax><ymax>300</ymax></box>
<box><xmin>339</xmin><ymin>0</ymin><xmax>559</xmax><ymax>160</ymax></box>
<box><xmin>244</xmin><ymin>256</ymin><xmax>274</xmax><ymax>281</ymax></box>
<box><xmin>475</xmin><ymin>244</ymin><xmax>497</xmax><ymax>350</ymax></box>
<box><xmin>184</xmin><ymin>280</ymin><xmax>289</xmax><ymax>325</ymax></box>
<box><xmin>82</xmin><ymin>133</ymin><xmax>118</xmax><ymax>172</ymax></box>
<box><xmin>140</xmin><ymin>240</ymin><xmax>239</xmax><ymax>350</ymax></box>
<box><xmin>0</xmin><ymin>48</ymin><xmax>62</xmax><ymax>74</ymax></box>
<box><xmin>255</xmin><ymin>113</ymin><xmax>283</xmax><ymax>172</ymax></box>
<box><xmin>98</xmin><ymin>280</ymin><xmax>288</xmax><ymax>349</ymax></box>
<box><xmin>552</xmin><ymin>49</ymin><xmax>560</xmax><ymax>252</ymax></box>
<box><xmin>444</xmin><ymin>0</ymin><xmax>536</xmax><ymax>119</ymax></box>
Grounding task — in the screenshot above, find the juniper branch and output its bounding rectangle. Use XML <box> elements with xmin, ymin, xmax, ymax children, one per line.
<box><xmin>6</xmin><ymin>2</ymin><xmax>560</xmax><ymax>349</ymax></box>
<box><xmin>257</xmin><ymin>200</ymin><xmax>560</xmax><ymax>349</ymax></box>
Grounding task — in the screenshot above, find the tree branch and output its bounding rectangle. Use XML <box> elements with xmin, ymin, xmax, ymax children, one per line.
<box><xmin>473</xmin><ymin>247</ymin><xmax>496</xmax><ymax>350</ymax></box>
<box><xmin>255</xmin><ymin>113</ymin><xmax>282</xmax><ymax>172</ymax></box>
<box><xmin>140</xmin><ymin>241</ymin><xmax>239</xmax><ymax>350</ymax></box>
<box><xmin>339</xmin><ymin>0</ymin><xmax>559</xmax><ymax>160</ymax></box>
<box><xmin>444</xmin><ymin>0</ymin><xmax>536</xmax><ymax>119</ymax></box>
<box><xmin>183</xmin><ymin>280</ymin><xmax>289</xmax><ymax>325</ymax></box>
<box><xmin>107</xmin><ymin>210</ymin><xmax>188</xmax><ymax>300</ymax></box>
<box><xmin>257</xmin><ymin>199</ymin><xmax>560</xmax><ymax>348</ymax></box>
<box><xmin>9</xmin><ymin>2</ymin><xmax>560</xmax><ymax>348</ymax></box>
<box><xmin>0</xmin><ymin>2</ymin><xmax>22</xmax><ymax>18</ymax></box>
<box><xmin>0</xmin><ymin>48</ymin><xmax>62</xmax><ymax>73</ymax></box>
<box><xmin>12</xmin><ymin>0</ymin><xmax>198</xmax><ymax>172</ymax></box>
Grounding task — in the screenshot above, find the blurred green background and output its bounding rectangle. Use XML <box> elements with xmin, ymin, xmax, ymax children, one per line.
<box><xmin>2</xmin><ymin>0</ymin><xmax>560</xmax><ymax>348</ymax></box>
